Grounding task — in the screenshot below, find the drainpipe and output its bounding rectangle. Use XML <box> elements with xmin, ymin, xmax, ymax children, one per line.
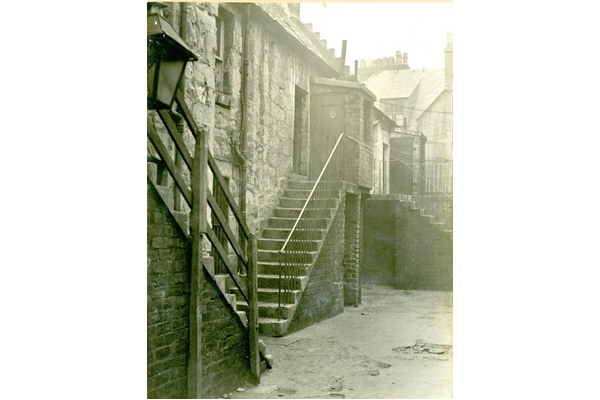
<box><xmin>239</xmin><ymin>4</ymin><xmax>251</xmax><ymax>227</ymax></box>
<box><xmin>227</xmin><ymin>4</ymin><xmax>251</xmax><ymax>268</ymax></box>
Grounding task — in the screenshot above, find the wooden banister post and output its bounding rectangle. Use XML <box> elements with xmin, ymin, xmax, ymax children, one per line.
<box><xmin>187</xmin><ymin>126</ymin><xmax>208</xmax><ymax>399</ymax></box>
<box><xmin>247</xmin><ymin>233</ymin><xmax>260</xmax><ymax>383</ymax></box>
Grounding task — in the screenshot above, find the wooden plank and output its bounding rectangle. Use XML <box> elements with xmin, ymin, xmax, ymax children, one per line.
<box><xmin>247</xmin><ymin>234</ymin><xmax>260</xmax><ymax>383</ymax></box>
<box><xmin>187</xmin><ymin>123</ymin><xmax>208</xmax><ymax>398</ymax></box>
<box><xmin>205</xmin><ymin>228</ymin><xmax>249</xmax><ymax>302</ymax></box>
<box><xmin>147</xmin><ymin>117</ymin><xmax>193</xmax><ymax>207</ymax></box>
<box><xmin>207</xmin><ymin>191</ymin><xmax>248</xmax><ymax>267</ymax></box>
<box><xmin>157</xmin><ymin>109</ymin><xmax>194</xmax><ymax>171</ymax></box>
<box><xmin>175</xmin><ymin>91</ymin><xmax>252</xmax><ymax>239</ymax></box>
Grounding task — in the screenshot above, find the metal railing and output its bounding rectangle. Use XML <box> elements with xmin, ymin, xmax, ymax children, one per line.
<box><xmin>416</xmin><ymin>160</ymin><xmax>453</xmax><ymax>230</ymax></box>
<box><xmin>385</xmin><ymin>159</ymin><xmax>453</xmax><ymax>230</ymax></box>
<box><xmin>277</xmin><ymin>133</ymin><xmax>349</xmax><ymax>319</ymax></box>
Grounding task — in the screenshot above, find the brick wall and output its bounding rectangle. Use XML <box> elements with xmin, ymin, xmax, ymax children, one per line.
<box><xmin>199</xmin><ymin>268</ymin><xmax>250</xmax><ymax>398</ymax></box>
<box><xmin>147</xmin><ymin>184</ymin><xmax>191</xmax><ymax>399</ymax></box>
<box><xmin>343</xmin><ymin>193</ymin><xmax>361</xmax><ymax>305</ymax></box>
<box><xmin>288</xmin><ymin>196</ymin><xmax>346</xmax><ymax>333</ymax></box>
<box><xmin>148</xmin><ymin>184</ymin><xmax>251</xmax><ymax>398</ymax></box>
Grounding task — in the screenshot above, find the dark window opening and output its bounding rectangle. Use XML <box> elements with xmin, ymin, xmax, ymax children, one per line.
<box><xmin>215</xmin><ymin>7</ymin><xmax>234</xmax><ymax>95</ymax></box>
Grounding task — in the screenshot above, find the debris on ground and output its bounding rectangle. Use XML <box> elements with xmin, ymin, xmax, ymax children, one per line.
<box><xmin>393</xmin><ymin>341</ymin><xmax>452</xmax><ymax>355</ymax></box>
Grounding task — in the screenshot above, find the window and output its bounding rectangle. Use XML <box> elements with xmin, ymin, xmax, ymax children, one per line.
<box><xmin>215</xmin><ymin>7</ymin><xmax>233</xmax><ymax>94</ymax></box>
<box><xmin>391</xmin><ymin>113</ymin><xmax>405</xmax><ymax>127</ymax></box>
<box><xmin>215</xmin><ymin>15</ymin><xmax>224</xmax><ymax>91</ymax></box>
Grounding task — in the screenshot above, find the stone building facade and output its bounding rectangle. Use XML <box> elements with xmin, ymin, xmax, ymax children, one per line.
<box><xmin>147</xmin><ymin>3</ymin><xmax>377</xmax><ymax>398</ymax></box>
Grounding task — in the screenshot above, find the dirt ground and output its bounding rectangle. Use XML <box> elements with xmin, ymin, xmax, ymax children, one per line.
<box><xmin>228</xmin><ymin>285</ymin><xmax>453</xmax><ymax>399</ymax></box>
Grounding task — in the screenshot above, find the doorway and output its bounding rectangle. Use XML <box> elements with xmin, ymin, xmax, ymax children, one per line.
<box><xmin>310</xmin><ymin>94</ymin><xmax>345</xmax><ymax>179</ymax></box>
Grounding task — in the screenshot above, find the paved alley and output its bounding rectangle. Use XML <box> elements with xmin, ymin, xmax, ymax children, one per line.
<box><xmin>229</xmin><ymin>285</ymin><xmax>453</xmax><ymax>399</ymax></box>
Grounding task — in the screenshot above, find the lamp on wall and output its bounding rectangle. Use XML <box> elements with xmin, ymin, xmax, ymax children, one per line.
<box><xmin>147</xmin><ymin>2</ymin><xmax>198</xmax><ymax>110</ymax></box>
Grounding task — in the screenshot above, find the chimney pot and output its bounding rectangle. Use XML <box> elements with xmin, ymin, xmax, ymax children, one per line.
<box><xmin>402</xmin><ymin>53</ymin><xmax>409</xmax><ymax>65</ymax></box>
<box><xmin>396</xmin><ymin>51</ymin><xmax>402</xmax><ymax>64</ymax></box>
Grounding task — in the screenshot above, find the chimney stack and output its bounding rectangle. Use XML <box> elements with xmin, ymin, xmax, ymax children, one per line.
<box><xmin>402</xmin><ymin>53</ymin><xmax>409</xmax><ymax>65</ymax></box>
<box><xmin>396</xmin><ymin>50</ymin><xmax>402</xmax><ymax>64</ymax></box>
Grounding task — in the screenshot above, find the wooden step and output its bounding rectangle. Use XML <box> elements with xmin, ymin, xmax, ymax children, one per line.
<box><xmin>172</xmin><ymin>211</ymin><xmax>189</xmax><ymax>237</ymax></box>
<box><xmin>147</xmin><ymin>161</ymin><xmax>158</xmax><ymax>183</ymax></box>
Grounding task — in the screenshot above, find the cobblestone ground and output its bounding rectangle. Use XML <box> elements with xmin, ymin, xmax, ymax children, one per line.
<box><xmin>229</xmin><ymin>285</ymin><xmax>453</xmax><ymax>399</ymax></box>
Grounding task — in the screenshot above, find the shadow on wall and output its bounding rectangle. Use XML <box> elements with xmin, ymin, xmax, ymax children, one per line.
<box><xmin>362</xmin><ymin>197</ymin><xmax>452</xmax><ymax>291</ymax></box>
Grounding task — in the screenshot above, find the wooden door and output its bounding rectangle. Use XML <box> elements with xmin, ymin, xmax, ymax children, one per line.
<box><xmin>310</xmin><ymin>94</ymin><xmax>345</xmax><ymax>180</ymax></box>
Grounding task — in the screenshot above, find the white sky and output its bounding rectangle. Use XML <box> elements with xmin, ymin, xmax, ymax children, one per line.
<box><xmin>300</xmin><ymin>2</ymin><xmax>453</xmax><ymax>72</ymax></box>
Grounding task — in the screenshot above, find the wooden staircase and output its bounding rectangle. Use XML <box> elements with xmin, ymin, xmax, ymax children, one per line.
<box><xmin>147</xmin><ymin>161</ymin><xmax>250</xmax><ymax>327</ymax></box>
<box><xmin>147</xmin><ymin>90</ymin><xmax>263</xmax><ymax>382</ymax></box>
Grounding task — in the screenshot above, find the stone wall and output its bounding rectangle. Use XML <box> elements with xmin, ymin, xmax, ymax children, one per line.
<box><xmin>243</xmin><ymin>14</ymin><xmax>315</xmax><ymax>234</ymax></box>
<box><xmin>288</xmin><ymin>195</ymin><xmax>346</xmax><ymax>333</ymax></box>
<box><xmin>362</xmin><ymin>199</ymin><xmax>397</xmax><ymax>286</ymax></box>
<box><xmin>363</xmin><ymin>196</ymin><xmax>453</xmax><ymax>291</ymax></box>
<box><xmin>396</xmin><ymin>203</ymin><xmax>453</xmax><ymax>290</ymax></box>
<box><xmin>172</xmin><ymin>3</ymin><xmax>331</xmax><ymax>236</ymax></box>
